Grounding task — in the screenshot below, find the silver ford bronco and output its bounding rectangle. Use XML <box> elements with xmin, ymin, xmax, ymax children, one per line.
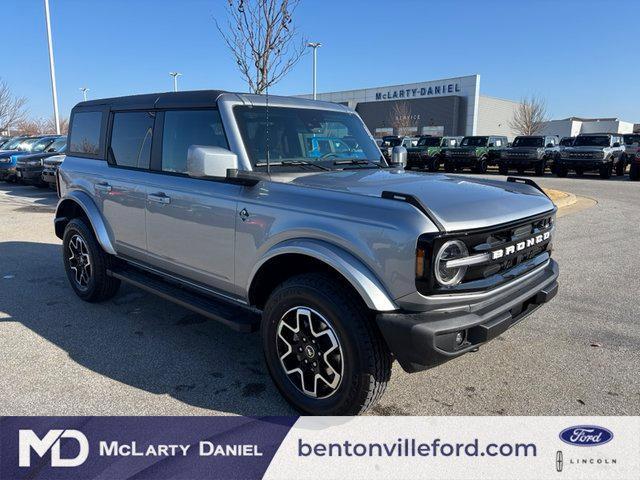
<box><xmin>55</xmin><ymin>91</ymin><xmax>559</xmax><ymax>415</ymax></box>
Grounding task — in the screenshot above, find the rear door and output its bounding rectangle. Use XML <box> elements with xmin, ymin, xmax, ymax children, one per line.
<box><xmin>144</xmin><ymin>108</ymin><xmax>241</xmax><ymax>295</ymax></box>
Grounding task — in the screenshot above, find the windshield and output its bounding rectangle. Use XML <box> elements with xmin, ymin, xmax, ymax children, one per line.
<box><xmin>380</xmin><ymin>137</ymin><xmax>401</xmax><ymax>147</ymax></box>
<box><xmin>2</xmin><ymin>137</ymin><xmax>25</xmax><ymax>150</ymax></box>
<box><xmin>17</xmin><ymin>138</ymin><xmax>42</xmax><ymax>152</ymax></box>
<box><xmin>460</xmin><ymin>136</ymin><xmax>488</xmax><ymax>147</ymax></box>
<box><xmin>560</xmin><ymin>138</ymin><xmax>574</xmax><ymax>146</ymax></box>
<box><xmin>46</xmin><ymin>137</ymin><xmax>66</xmax><ymax>152</ymax></box>
<box><xmin>30</xmin><ymin>137</ymin><xmax>58</xmax><ymax>153</ymax></box>
<box><xmin>512</xmin><ymin>137</ymin><xmax>544</xmax><ymax>148</ymax></box>
<box><xmin>234</xmin><ymin>106</ymin><xmax>384</xmax><ymax>169</ymax></box>
<box><xmin>573</xmin><ymin>135</ymin><xmax>610</xmax><ymax>147</ymax></box>
<box><xmin>623</xmin><ymin>134</ymin><xmax>640</xmax><ymax>145</ymax></box>
<box><xmin>417</xmin><ymin>137</ymin><xmax>441</xmax><ymax>147</ymax></box>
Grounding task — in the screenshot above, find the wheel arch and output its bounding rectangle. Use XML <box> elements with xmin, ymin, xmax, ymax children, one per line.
<box><xmin>247</xmin><ymin>239</ymin><xmax>397</xmax><ymax>313</ymax></box>
<box><xmin>54</xmin><ymin>190</ymin><xmax>116</xmax><ymax>255</ymax></box>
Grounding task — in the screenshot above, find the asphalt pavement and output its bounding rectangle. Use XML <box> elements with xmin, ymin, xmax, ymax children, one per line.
<box><xmin>1</xmin><ymin>171</ymin><xmax>638</xmax><ymax>416</ymax></box>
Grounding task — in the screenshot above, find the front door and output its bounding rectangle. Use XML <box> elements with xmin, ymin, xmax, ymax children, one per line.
<box><xmin>144</xmin><ymin>109</ymin><xmax>240</xmax><ymax>295</ymax></box>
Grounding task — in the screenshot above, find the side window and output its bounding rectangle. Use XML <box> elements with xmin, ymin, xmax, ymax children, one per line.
<box><xmin>493</xmin><ymin>138</ymin><xmax>503</xmax><ymax>147</ymax></box>
<box><xmin>161</xmin><ymin>109</ymin><xmax>228</xmax><ymax>173</ymax></box>
<box><xmin>69</xmin><ymin>111</ymin><xmax>103</xmax><ymax>155</ymax></box>
<box><xmin>109</xmin><ymin>111</ymin><xmax>154</xmax><ymax>169</ymax></box>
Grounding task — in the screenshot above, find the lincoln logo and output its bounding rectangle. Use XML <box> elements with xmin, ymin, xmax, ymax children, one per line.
<box><xmin>491</xmin><ymin>231</ymin><xmax>551</xmax><ymax>260</ymax></box>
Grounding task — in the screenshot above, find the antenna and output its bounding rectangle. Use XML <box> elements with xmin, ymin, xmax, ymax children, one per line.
<box><xmin>265</xmin><ymin>83</ymin><xmax>271</xmax><ymax>175</ymax></box>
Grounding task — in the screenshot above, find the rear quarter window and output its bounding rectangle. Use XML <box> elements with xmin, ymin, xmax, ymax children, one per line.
<box><xmin>69</xmin><ymin>111</ymin><xmax>103</xmax><ymax>156</ymax></box>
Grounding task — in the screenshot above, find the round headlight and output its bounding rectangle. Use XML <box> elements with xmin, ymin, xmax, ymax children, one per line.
<box><xmin>434</xmin><ymin>240</ymin><xmax>469</xmax><ymax>287</ymax></box>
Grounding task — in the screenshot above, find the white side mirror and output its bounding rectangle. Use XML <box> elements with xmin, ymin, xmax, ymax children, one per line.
<box><xmin>186</xmin><ymin>145</ymin><xmax>238</xmax><ymax>178</ymax></box>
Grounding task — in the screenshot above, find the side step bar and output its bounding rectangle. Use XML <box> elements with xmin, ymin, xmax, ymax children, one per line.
<box><xmin>107</xmin><ymin>266</ymin><xmax>260</xmax><ymax>333</ymax></box>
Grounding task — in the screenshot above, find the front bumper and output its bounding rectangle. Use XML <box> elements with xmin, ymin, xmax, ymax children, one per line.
<box><xmin>0</xmin><ymin>165</ymin><xmax>17</xmax><ymax>180</ymax></box>
<box><xmin>499</xmin><ymin>156</ymin><xmax>543</xmax><ymax>168</ymax></box>
<box><xmin>16</xmin><ymin>165</ymin><xmax>44</xmax><ymax>183</ymax></box>
<box><xmin>376</xmin><ymin>259</ymin><xmax>559</xmax><ymax>373</ymax></box>
<box><xmin>42</xmin><ymin>168</ymin><xmax>57</xmax><ymax>184</ymax></box>
<box><xmin>445</xmin><ymin>155</ymin><xmax>478</xmax><ymax>167</ymax></box>
<box><xmin>556</xmin><ymin>158</ymin><xmax>606</xmax><ymax>170</ymax></box>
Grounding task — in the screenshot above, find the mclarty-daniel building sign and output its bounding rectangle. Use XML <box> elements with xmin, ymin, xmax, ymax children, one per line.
<box><xmin>299</xmin><ymin>75</ymin><xmax>482</xmax><ymax>136</ymax></box>
<box><xmin>375</xmin><ymin>82</ymin><xmax>462</xmax><ymax>101</ymax></box>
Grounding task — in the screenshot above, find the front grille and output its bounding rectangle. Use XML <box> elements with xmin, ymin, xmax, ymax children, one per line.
<box><xmin>504</xmin><ymin>151</ymin><xmax>532</xmax><ymax>158</ymax></box>
<box><xmin>568</xmin><ymin>152</ymin><xmax>600</xmax><ymax>159</ymax></box>
<box><xmin>450</xmin><ymin>150</ymin><xmax>471</xmax><ymax>156</ymax></box>
<box><xmin>417</xmin><ymin>212</ymin><xmax>555</xmax><ymax>295</ymax></box>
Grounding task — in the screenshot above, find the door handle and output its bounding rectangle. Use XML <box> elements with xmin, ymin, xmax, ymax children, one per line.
<box><xmin>95</xmin><ymin>182</ymin><xmax>112</xmax><ymax>193</ymax></box>
<box><xmin>147</xmin><ymin>192</ymin><xmax>171</xmax><ymax>205</ymax></box>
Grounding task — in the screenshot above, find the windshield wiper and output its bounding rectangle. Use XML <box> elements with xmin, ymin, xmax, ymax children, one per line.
<box><xmin>255</xmin><ymin>160</ymin><xmax>330</xmax><ymax>171</ymax></box>
<box><xmin>333</xmin><ymin>159</ymin><xmax>383</xmax><ymax>168</ymax></box>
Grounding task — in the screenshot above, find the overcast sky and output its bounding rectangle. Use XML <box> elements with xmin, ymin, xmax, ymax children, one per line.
<box><xmin>4</xmin><ymin>0</ymin><xmax>639</xmax><ymax>123</ymax></box>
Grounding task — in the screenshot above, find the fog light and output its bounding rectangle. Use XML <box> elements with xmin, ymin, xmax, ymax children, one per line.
<box><xmin>455</xmin><ymin>331</ymin><xmax>465</xmax><ymax>346</ymax></box>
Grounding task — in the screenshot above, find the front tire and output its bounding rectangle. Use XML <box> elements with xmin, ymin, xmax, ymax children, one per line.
<box><xmin>630</xmin><ymin>161</ymin><xmax>639</xmax><ymax>181</ymax></box>
<box><xmin>599</xmin><ymin>163</ymin><xmax>612</xmax><ymax>179</ymax></box>
<box><xmin>474</xmin><ymin>157</ymin><xmax>488</xmax><ymax>174</ymax></box>
<box><xmin>534</xmin><ymin>159</ymin><xmax>547</xmax><ymax>176</ymax></box>
<box><xmin>262</xmin><ymin>273</ymin><xmax>391</xmax><ymax>415</ymax></box>
<box><xmin>556</xmin><ymin>166</ymin><xmax>568</xmax><ymax>178</ymax></box>
<box><xmin>62</xmin><ymin>218</ymin><xmax>120</xmax><ymax>302</ymax></box>
<box><xmin>498</xmin><ymin>164</ymin><xmax>509</xmax><ymax>176</ymax></box>
<box><xmin>615</xmin><ymin>156</ymin><xmax>626</xmax><ymax>176</ymax></box>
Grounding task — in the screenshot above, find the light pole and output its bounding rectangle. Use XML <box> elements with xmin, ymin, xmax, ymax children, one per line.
<box><xmin>44</xmin><ymin>0</ymin><xmax>60</xmax><ymax>135</ymax></box>
<box><xmin>169</xmin><ymin>72</ymin><xmax>182</xmax><ymax>92</ymax></box>
<box><xmin>307</xmin><ymin>42</ymin><xmax>322</xmax><ymax>100</ymax></box>
<box><xmin>80</xmin><ymin>87</ymin><xmax>89</xmax><ymax>102</ymax></box>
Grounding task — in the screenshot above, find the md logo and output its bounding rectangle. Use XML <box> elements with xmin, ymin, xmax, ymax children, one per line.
<box><xmin>19</xmin><ymin>430</ymin><xmax>89</xmax><ymax>467</ymax></box>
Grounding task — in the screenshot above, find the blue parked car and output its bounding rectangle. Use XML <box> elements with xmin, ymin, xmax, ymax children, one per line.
<box><xmin>0</xmin><ymin>135</ymin><xmax>63</xmax><ymax>182</ymax></box>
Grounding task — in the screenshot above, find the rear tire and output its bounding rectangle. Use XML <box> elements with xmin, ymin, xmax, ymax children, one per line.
<box><xmin>62</xmin><ymin>218</ymin><xmax>120</xmax><ymax>302</ymax></box>
<box><xmin>428</xmin><ymin>156</ymin><xmax>440</xmax><ymax>172</ymax></box>
<box><xmin>262</xmin><ymin>272</ymin><xmax>391</xmax><ymax>415</ymax></box>
<box><xmin>556</xmin><ymin>166</ymin><xmax>569</xmax><ymax>178</ymax></box>
<box><xmin>444</xmin><ymin>161</ymin><xmax>455</xmax><ymax>173</ymax></box>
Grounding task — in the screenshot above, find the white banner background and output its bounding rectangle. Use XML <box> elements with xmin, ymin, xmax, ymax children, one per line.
<box><xmin>265</xmin><ymin>416</ymin><xmax>639</xmax><ymax>480</ymax></box>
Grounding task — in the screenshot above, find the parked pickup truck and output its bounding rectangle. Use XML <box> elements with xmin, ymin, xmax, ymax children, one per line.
<box><xmin>55</xmin><ymin>91</ymin><xmax>559</xmax><ymax>415</ymax></box>
<box><xmin>405</xmin><ymin>136</ymin><xmax>462</xmax><ymax>172</ymax></box>
<box><xmin>497</xmin><ymin>135</ymin><xmax>559</xmax><ymax>176</ymax></box>
<box><xmin>443</xmin><ymin>135</ymin><xmax>508</xmax><ymax>173</ymax></box>
<box><xmin>555</xmin><ymin>133</ymin><xmax>626</xmax><ymax>179</ymax></box>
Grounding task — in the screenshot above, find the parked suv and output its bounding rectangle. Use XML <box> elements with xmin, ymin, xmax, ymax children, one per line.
<box><xmin>497</xmin><ymin>135</ymin><xmax>559</xmax><ymax>176</ymax></box>
<box><xmin>15</xmin><ymin>137</ymin><xmax>66</xmax><ymax>187</ymax></box>
<box><xmin>443</xmin><ymin>135</ymin><xmax>508</xmax><ymax>173</ymax></box>
<box><xmin>379</xmin><ymin>135</ymin><xmax>417</xmax><ymax>161</ymax></box>
<box><xmin>42</xmin><ymin>153</ymin><xmax>65</xmax><ymax>189</ymax></box>
<box><xmin>406</xmin><ymin>136</ymin><xmax>462</xmax><ymax>171</ymax></box>
<box><xmin>623</xmin><ymin>134</ymin><xmax>640</xmax><ymax>175</ymax></box>
<box><xmin>555</xmin><ymin>133</ymin><xmax>626</xmax><ymax>179</ymax></box>
<box><xmin>55</xmin><ymin>91</ymin><xmax>559</xmax><ymax>415</ymax></box>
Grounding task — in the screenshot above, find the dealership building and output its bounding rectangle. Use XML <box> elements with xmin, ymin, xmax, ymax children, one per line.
<box><xmin>300</xmin><ymin>74</ymin><xmax>523</xmax><ymax>138</ymax></box>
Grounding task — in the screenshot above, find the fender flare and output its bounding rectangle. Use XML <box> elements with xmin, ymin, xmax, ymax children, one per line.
<box><xmin>247</xmin><ymin>239</ymin><xmax>398</xmax><ymax>312</ymax></box>
<box><xmin>54</xmin><ymin>190</ymin><xmax>117</xmax><ymax>255</ymax></box>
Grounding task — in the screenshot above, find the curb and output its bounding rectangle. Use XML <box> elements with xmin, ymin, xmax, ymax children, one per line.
<box><xmin>543</xmin><ymin>188</ymin><xmax>577</xmax><ymax>209</ymax></box>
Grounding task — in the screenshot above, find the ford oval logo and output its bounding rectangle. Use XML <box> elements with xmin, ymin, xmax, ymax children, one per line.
<box><xmin>559</xmin><ymin>426</ymin><xmax>613</xmax><ymax>447</ymax></box>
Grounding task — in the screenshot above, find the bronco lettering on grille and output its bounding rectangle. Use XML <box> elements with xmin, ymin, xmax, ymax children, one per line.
<box><xmin>491</xmin><ymin>231</ymin><xmax>551</xmax><ymax>260</ymax></box>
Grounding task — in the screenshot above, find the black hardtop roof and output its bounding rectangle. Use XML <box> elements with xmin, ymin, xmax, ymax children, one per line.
<box><xmin>577</xmin><ymin>132</ymin><xmax>617</xmax><ymax>136</ymax></box>
<box><xmin>74</xmin><ymin>90</ymin><xmax>228</xmax><ymax>111</ymax></box>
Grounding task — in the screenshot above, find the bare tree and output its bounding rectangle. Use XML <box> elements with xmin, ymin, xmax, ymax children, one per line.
<box><xmin>45</xmin><ymin>116</ymin><xmax>69</xmax><ymax>134</ymax></box>
<box><xmin>389</xmin><ymin>102</ymin><xmax>417</xmax><ymax>136</ymax></box>
<box><xmin>509</xmin><ymin>95</ymin><xmax>549</xmax><ymax>136</ymax></box>
<box><xmin>0</xmin><ymin>79</ymin><xmax>27</xmax><ymax>133</ymax></box>
<box><xmin>216</xmin><ymin>0</ymin><xmax>307</xmax><ymax>94</ymax></box>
